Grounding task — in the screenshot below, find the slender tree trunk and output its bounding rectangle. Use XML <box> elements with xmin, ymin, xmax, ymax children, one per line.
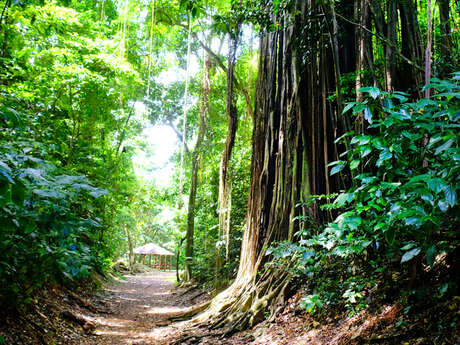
<box><xmin>425</xmin><ymin>0</ymin><xmax>433</xmax><ymax>98</ymax></box>
<box><xmin>218</xmin><ymin>26</ymin><xmax>240</xmax><ymax>268</ymax></box>
<box><xmin>184</xmin><ymin>54</ymin><xmax>210</xmax><ymax>281</ymax></box>
<box><xmin>438</xmin><ymin>0</ymin><xmax>452</xmax><ymax>77</ymax></box>
<box><xmin>0</xmin><ymin>0</ymin><xmax>9</xmax><ymax>58</ymax></box>
<box><xmin>355</xmin><ymin>0</ymin><xmax>369</xmax><ymax>132</ymax></box>
<box><xmin>124</xmin><ymin>226</ymin><xmax>134</xmax><ymax>268</ymax></box>
<box><xmin>386</xmin><ymin>0</ymin><xmax>397</xmax><ymax>91</ymax></box>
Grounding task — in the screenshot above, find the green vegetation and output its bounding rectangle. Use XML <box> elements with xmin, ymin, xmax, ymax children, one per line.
<box><xmin>269</xmin><ymin>75</ymin><xmax>459</xmax><ymax>318</ymax></box>
<box><xmin>0</xmin><ymin>0</ymin><xmax>459</xmax><ymax>342</ymax></box>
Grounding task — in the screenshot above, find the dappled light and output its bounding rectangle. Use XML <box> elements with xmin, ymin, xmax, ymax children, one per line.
<box><xmin>0</xmin><ymin>0</ymin><xmax>458</xmax><ymax>344</ymax></box>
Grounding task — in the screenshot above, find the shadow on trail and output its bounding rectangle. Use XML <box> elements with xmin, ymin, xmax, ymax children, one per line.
<box><xmin>73</xmin><ymin>271</ymin><xmax>194</xmax><ymax>345</ymax></box>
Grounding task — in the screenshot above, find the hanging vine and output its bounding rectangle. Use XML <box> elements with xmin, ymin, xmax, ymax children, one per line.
<box><xmin>177</xmin><ymin>13</ymin><xmax>192</xmax><ymax>209</ymax></box>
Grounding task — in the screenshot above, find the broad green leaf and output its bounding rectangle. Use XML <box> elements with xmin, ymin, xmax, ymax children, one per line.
<box><xmin>364</xmin><ymin>107</ymin><xmax>372</xmax><ymax>123</ymax></box>
<box><xmin>444</xmin><ymin>186</ymin><xmax>457</xmax><ymax>206</ymax></box>
<box><xmin>33</xmin><ymin>189</ymin><xmax>61</xmax><ymax>198</ymax></box>
<box><xmin>0</xmin><ymin>169</ymin><xmax>14</xmax><ymax>183</ymax></box>
<box><xmin>435</xmin><ymin>138</ymin><xmax>455</xmax><ymax>155</ymax></box>
<box><xmin>359</xmin><ymin>86</ymin><xmax>380</xmax><ymax>99</ymax></box>
<box><xmin>330</xmin><ymin>162</ymin><xmax>345</xmax><ymax>176</ymax></box>
<box><xmin>405</xmin><ymin>217</ymin><xmax>421</xmax><ymax>227</ymax></box>
<box><xmin>438</xmin><ymin>200</ymin><xmax>448</xmax><ymax>212</ymax></box>
<box><xmin>384</xmin><ymin>227</ymin><xmax>395</xmax><ymax>245</ymax></box>
<box><xmin>334</xmin><ymin>193</ymin><xmax>349</xmax><ymax>207</ymax></box>
<box><xmin>89</xmin><ymin>189</ymin><xmax>108</xmax><ymax>198</ymax></box>
<box><xmin>400</xmin><ymin>242</ymin><xmax>416</xmax><ymax>251</ymax></box>
<box><xmin>401</xmin><ymin>248</ymin><xmax>421</xmax><ymax>263</ymax></box>
<box><xmin>342</xmin><ymin>102</ymin><xmax>356</xmax><ymax>114</ymax></box>
<box><xmin>427</xmin><ymin>178</ymin><xmax>446</xmax><ymax>193</ymax></box>
<box><xmin>350</xmin><ymin>160</ymin><xmax>360</xmax><ymax>170</ymax></box>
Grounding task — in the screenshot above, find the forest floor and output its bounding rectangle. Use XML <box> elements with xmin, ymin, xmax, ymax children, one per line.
<box><xmin>69</xmin><ymin>270</ymin><xmax>208</xmax><ymax>345</ymax></box>
<box><xmin>1</xmin><ymin>269</ymin><xmax>459</xmax><ymax>344</ymax></box>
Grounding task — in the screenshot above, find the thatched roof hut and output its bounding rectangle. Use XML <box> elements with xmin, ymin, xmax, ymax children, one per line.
<box><xmin>133</xmin><ymin>243</ymin><xmax>174</xmax><ymax>256</ymax></box>
<box><xmin>133</xmin><ymin>243</ymin><xmax>174</xmax><ymax>270</ymax></box>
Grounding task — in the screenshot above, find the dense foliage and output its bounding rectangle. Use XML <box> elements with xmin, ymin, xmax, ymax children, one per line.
<box><xmin>269</xmin><ymin>75</ymin><xmax>459</xmax><ymax>318</ymax></box>
<box><xmin>1</xmin><ymin>1</ymin><xmax>459</xmax><ymax>343</ymax></box>
<box><xmin>0</xmin><ymin>0</ymin><xmax>144</xmax><ymax>305</ymax></box>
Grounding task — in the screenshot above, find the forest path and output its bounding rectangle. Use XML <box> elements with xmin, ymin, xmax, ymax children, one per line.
<box><xmin>73</xmin><ymin>271</ymin><xmax>192</xmax><ymax>345</ymax></box>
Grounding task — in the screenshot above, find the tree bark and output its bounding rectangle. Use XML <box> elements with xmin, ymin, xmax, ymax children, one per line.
<box><xmin>399</xmin><ymin>0</ymin><xmax>424</xmax><ymax>94</ymax></box>
<box><xmin>438</xmin><ymin>0</ymin><xmax>452</xmax><ymax>77</ymax></box>
<box><xmin>124</xmin><ymin>226</ymin><xmax>134</xmax><ymax>268</ymax></box>
<box><xmin>184</xmin><ymin>53</ymin><xmax>210</xmax><ymax>281</ymax></box>
<box><xmin>385</xmin><ymin>0</ymin><xmax>397</xmax><ymax>91</ymax></box>
<box><xmin>218</xmin><ymin>27</ymin><xmax>240</xmax><ymax>269</ymax></box>
<box><xmin>180</xmin><ymin>2</ymin><xmax>349</xmax><ymax>337</ymax></box>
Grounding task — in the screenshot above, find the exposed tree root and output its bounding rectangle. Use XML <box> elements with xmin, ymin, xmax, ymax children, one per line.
<box><xmin>174</xmin><ymin>266</ymin><xmax>294</xmax><ymax>341</ymax></box>
<box><xmin>180</xmin><ymin>283</ymin><xmax>200</xmax><ymax>296</ymax></box>
<box><xmin>169</xmin><ymin>300</ymin><xmax>211</xmax><ymax>322</ymax></box>
<box><xmin>65</xmin><ymin>288</ymin><xmax>104</xmax><ymax>313</ymax></box>
<box><xmin>174</xmin><ymin>329</ymin><xmax>227</xmax><ymax>345</ymax></box>
<box><xmin>60</xmin><ymin>310</ymin><xmax>96</xmax><ymax>332</ymax></box>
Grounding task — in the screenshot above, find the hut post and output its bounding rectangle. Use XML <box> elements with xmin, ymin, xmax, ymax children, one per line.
<box><xmin>149</xmin><ymin>254</ymin><xmax>152</xmax><ymax>267</ymax></box>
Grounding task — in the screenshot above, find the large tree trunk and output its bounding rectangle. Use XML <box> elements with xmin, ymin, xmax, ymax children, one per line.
<box><xmin>398</xmin><ymin>0</ymin><xmax>424</xmax><ymax>94</ymax></box>
<box><xmin>180</xmin><ymin>1</ymin><xmax>350</xmax><ymax>338</ymax></box>
<box><xmin>385</xmin><ymin>0</ymin><xmax>397</xmax><ymax>91</ymax></box>
<box><xmin>184</xmin><ymin>54</ymin><xmax>210</xmax><ymax>281</ymax></box>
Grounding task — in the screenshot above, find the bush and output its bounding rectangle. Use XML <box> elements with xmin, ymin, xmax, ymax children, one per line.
<box><xmin>0</xmin><ymin>142</ymin><xmax>108</xmax><ymax>305</ymax></box>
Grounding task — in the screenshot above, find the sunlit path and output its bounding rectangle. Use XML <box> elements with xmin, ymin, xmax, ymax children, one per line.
<box><xmin>72</xmin><ymin>271</ymin><xmax>188</xmax><ymax>345</ymax></box>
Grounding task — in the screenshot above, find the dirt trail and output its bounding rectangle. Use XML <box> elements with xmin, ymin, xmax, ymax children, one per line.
<box><xmin>73</xmin><ymin>271</ymin><xmax>191</xmax><ymax>345</ymax></box>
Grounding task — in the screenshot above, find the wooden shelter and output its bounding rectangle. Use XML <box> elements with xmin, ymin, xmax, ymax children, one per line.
<box><xmin>133</xmin><ymin>243</ymin><xmax>174</xmax><ymax>270</ymax></box>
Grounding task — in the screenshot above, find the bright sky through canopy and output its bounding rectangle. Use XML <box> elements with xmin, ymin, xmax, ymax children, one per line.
<box><xmin>133</xmin><ymin>125</ymin><xmax>178</xmax><ymax>186</ymax></box>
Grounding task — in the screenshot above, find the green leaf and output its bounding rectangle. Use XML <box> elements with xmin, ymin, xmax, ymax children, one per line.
<box><xmin>392</xmin><ymin>93</ymin><xmax>408</xmax><ymax>103</ymax></box>
<box><xmin>359</xmin><ymin>86</ymin><xmax>380</xmax><ymax>99</ymax></box>
<box><xmin>438</xmin><ymin>200</ymin><xmax>448</xmax><ymax>212</ymax></box>
<box><xmin>334</xmin><ymin>193</ymin><xmax>349</xmax><ymax>207</ymax></box>
<box><xmin>364</xmin><ymin>107</ymin><xmax>372</xmax><ymax>124</ymax></box>
<box><xmin>384</xmin><ymin>227</ymin><xmax>395</xmax><ymax>245</ymax></box>
<box><xmin>435</xmin><ymin>138</ymin><xmax>455</xmax><ymax>155</ymax></box>
<box><xmin>426</xmin><ymin>245</ymin><xmax>436</xmax><ymax>266</ymax></box>
<box><xmin>33</xmin><ymin>189</ymin><xmax>61</xmax><ymax>198</ymax></box>
<box><xmin>405</xmin><ymin>217</ymin><xmax>421</xmax><ymax>227</ymax></box>
<box><xmin>353</xmin><ymin>104</ymin><xmax>367</xmax><ymax>114</ymax></box>
<box><xmin>330</xmin><ymin>162</ymin><xmax>346</xmax><ymax>176</ymax></box>
<box><xmin>342</xmin><ymin>102</ymin><xmax>356</xmax><ymax>114</ymax></box>
<box><xmin>401</xmin><ymin>248</ymin><xmax>421</xmax><ymax>263</ymax></box>
<box><xmin>350</xmin><ymin>160</ymin><xmax>360</xmax><ymax>170</ymax></box>
<box><xmin>400</xmin><ymin>242</ymin><xmax>417</xmax><ymax>251</ymax></box>
<box><xmin>427</xmin><ymin>178</ymin><xmax>446</xmax><ymax>193</ymax></box>
<box><xmin>374</xmin><ymin>222</ymin><xmax>387</xmax><ymax>231</ymax></box>
<box><xmin>89</xmin><ymin>189</ymin><xmax>108</xmax><ymax>198</ymax></box>
<box><xmin>444</xmin><ymin>186</ymin><xmax>457</xmax><ymax>206</ymax></box>
<box><xmin>0</xmin><ymin>169</ymin><xmax>14</xmax><ymax>183</ymax></box>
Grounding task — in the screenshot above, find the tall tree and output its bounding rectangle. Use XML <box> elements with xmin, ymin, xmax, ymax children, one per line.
<box><xmin>184</xmin><ymin>53</ymin><xmax>211</xmax><ymax>280</ymax></box>
<box><xmin>218</xmin><ymin>23</ymin><xmax>241</xmax><ymax>268</ymax></box>
<box><xmin>187</xmin><ymin>1</ymin><xmax>352</xmax><ymax>333</ymax></box>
